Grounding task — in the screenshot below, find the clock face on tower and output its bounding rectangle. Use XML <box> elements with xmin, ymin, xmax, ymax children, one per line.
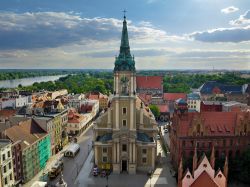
<box><xmin>120</xmin><ymin>75</ymin><xmax>129</xmax><ymax>95</ymax></box>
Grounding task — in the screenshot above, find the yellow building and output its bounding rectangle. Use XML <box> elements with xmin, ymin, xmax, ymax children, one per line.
<box><xmin>93</xmin><ymin>15</ymin><xmax>158</xmax><ymax>174</ymax></box>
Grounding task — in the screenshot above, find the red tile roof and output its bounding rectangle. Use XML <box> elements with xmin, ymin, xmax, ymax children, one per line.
<box><xmin>136</xmin><ymin>76</ymin><xmax>162</xmax><ymax>89</ymax></box>
<box><xmin>163</xmin><ymin>93</ymin><xmax>187</xmax><ymax>101</ymax></box>
<box><xmin>176</xmin><ymin>112</ymin><xmax>250</xmax><ymax>136</ymax></box>
<box><xmin>157</xmin><ymin>105</ymin><xmax>169</xmax><ymax>113</ymax></box>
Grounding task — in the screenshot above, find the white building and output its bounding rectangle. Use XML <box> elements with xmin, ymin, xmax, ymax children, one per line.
<box><xmin>0</xmin><ymin>139</ymin><xmax>14</xmax><ymax>187</ymax></box>
<box><xmin>187</xmin><ymin>93</ymin><xmax>201</xmax><ymax>112</ymax></box>
<box><xmin>68</xmin><ymin>94</ymin><xmax>85</xmax><ymax>111</ymax></box>
<box><xmin>67</xmin><ymin>109</ymin><xmax>92</xmax><ymax>135</ymax></box>
<box><xmin>0</xmin><ymin>95</ymin><xmax>31</xmax><ymax>110</ymax></box>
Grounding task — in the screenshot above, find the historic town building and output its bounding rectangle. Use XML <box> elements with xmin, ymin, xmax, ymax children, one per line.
<box><xmin>178</xmin><ymin>148</ymin><xmax>227</xmax><ymax>187</ymax></box>
<box><xmin>170</xmin><ymin>102</ymin><xmax>250</xmax><ymax>169</ymax></box>
<box><xmin>93</xmin><ymin>15</ymin><xmax>158</xmax><ymax>174</ymax></box>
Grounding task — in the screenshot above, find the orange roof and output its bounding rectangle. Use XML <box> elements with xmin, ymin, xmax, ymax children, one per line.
<box><xmin>68</xmin><ymin>109</ymin><xmax>85</xmax><ymax>123</ymax></box>
<box><xmin>136</xmin><ymin>76</ymin><xmax>162</xmax><ymax>89</ymax></box>
<box><xmin>176</xmin><ymin>112</ymin><xmax>247</xmax><ymax>136</ymax></box>
<box><xmin>163</xmin><ymin>93</ymin><xmax>186</xmax><ymax>101</ymax></box>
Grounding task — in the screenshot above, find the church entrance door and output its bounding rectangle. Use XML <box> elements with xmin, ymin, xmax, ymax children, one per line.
<box><xmin>122</xmin><ymin>160</ymin><xmax>127</xmax><ymax>172</ymax></box>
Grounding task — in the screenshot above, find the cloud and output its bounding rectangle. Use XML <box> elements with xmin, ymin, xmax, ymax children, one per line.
<box><xmin>221</xmin><ymin>6</ymin><xmax>239</xmax><ymax>14</ymax></box>
<box><xmin>0</xmin><ymin>11</ymin><xmax>179</xmax><ymax>50</ymax></box>
<box><xmin>84</xmin><ymin>48</ymin><xmax>175</xmax><ymax>58</ymax></box>
<box><xmin>174</xmin><ymin>50</ymin><xmax>250</xmax><ymax>59</ymax></box>
<box><xmin>230</xmin><ymin>10</ymin><xmax>250</xmax><ymax>25</ymax></box>
<box><xmin>189</xmin><ymin>26</ymin><xmax>250</xmax><ymax>43</ymax></box>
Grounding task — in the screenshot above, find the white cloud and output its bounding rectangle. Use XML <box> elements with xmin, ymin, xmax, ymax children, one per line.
<box><xmin>230</xmin><ymin>10</ymin><xmax>250</xmax><ymax>25</ymax></box>
<box><xmin>0</xmin><ymin>11</ymin><xmax>182</xmax><ymax>50</ymax></box>
<box><xmin>221</xmin><ymin>6</ymin><xmax>239</xmax><ymax>14</ymax></box>
<box><xmin>189</xmin><ymin>25</ymin><xmax>250</xmax><ymax>43</ymax></box>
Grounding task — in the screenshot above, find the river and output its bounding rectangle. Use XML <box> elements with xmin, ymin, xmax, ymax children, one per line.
<box><xmin>0</xmin><ymin>75</ymin><xmax>67</xmax><ymax>88</ymax></box>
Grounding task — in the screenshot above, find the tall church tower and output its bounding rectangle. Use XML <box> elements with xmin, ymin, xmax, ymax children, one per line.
<box><xmin>93</xmin><ymin>14</ymin><xmax>157</xmax><ymax>174</ymax></box>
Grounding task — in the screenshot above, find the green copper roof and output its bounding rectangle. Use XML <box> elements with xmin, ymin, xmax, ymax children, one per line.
<box><xmin>114</xmin><ymin>16</ymin><xmax>135</xmax><ymax>72</ymax></box>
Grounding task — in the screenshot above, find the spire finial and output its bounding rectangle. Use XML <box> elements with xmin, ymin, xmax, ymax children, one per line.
<box><xmin>123</xmin><ymin>9</ymin><xmax>127</xmax><ymax>20</ymax></box>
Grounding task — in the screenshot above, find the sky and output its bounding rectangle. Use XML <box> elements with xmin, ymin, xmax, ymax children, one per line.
<box><xmin>0</xmin><ymin>0</ymin><xmax>250</xmax><ymax>70</ymax></box>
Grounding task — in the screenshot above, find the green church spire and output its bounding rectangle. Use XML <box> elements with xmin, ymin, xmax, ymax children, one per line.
<box><xmin>114</xmin><ymin>12</ymin><xmax>135</xmax><ymax>72</ymax></box>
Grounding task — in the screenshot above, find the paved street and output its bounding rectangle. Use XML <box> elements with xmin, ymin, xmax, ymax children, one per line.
<box><xmin>24</xmin><ymin>123</ymin><xmax>94</xmax><ymax>187</ymax></box>
<box><xmin>49</xmin><ymin>124</ymin><xmax>94</xmax><ymax>187</ymax></box>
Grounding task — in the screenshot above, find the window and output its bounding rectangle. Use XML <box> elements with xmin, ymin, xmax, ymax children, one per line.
<box><xmin>102</xmin><ymin>156</ymin><xmax>108</xmax><ymax>163</ymax></box>
<box><xmin>4</xmin><ymin>165</ymin><xmax>6</xmax><ymax>173</ymax></box>
<box><xmin>142</xmin><ymin>148</ymin><xmax>147</xmax><ymax>155</ymax></box>
<box><xmin>10</xmin><ymin>173</ymin><xmax>12</xmax><ymax>180</ymax></box>
<box><xmin>9</xmin><ymin>162</ymin><xmax>11</xmax><ymax>169</ymax></box>
<box><xmin>122</xmin><ymin>107</ymin><xmax>127</xmax><ymax>115</ymax></box>
<box><xmin>122</xmin><ymin>120</ymin><xmax>127</xmax><ymax>127</ymax></box>
<box><xmin>2</xmin><ymin>154</ymin><xmax>5</xmax><ymax>161</ymax></box>
<box><xmin>4</xmin><ymin>177</ymin><xmax>7</xmax><ymax>185</ymax></box>
<box><xmin>142</xmin><ymin>157</ymin><xmax>147</xmax><ymax>163</ymax></box>
<box><xmin>7</xmin><ymin>151</ymin><xmax>10</xmax><ymax>158</ymax></box>
<box><xmin>102</xmin><ymin>147</ymin><xmax>107</xmax><ymax>154</ymax></box>
<box><xmin>122</xmin><ymin>144</ymin><xmax>127</xmax><ymax>152</ymax></box>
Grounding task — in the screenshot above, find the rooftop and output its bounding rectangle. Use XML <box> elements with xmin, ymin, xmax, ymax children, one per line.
<box><xmin>163</xmin><ymin>93</ymin><xmax>187</xmax><ymax>101</ymax></box>
<box><xmin>136</xmin><ymin>76</ymin><xmax>163</xmax><ymax>90</ymax></box>
<box><xmin>5</xmin><ymin>119</ymin><xmax>47</xmax><ymax>150</ymax></box>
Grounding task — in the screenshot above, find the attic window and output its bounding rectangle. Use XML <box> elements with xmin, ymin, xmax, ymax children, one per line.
<box><xmin>203</xmin><ymin>164</ymin><xmax>207</xmax><ymax>168</ymax></box>
<box><xmin>187</xmin><ymin>175</ymin><xmax>190</xmax><ymax>179</ymax></box>
<box><xmin>218</xmin><ymin>174</ymin><xmax>222</xmax><ymax>178</ymax></box>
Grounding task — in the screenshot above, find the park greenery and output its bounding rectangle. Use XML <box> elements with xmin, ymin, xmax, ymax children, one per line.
<box><xmin>149</xmin><ymin>105</ymin><xmax>160</xmax><ymax>118</ymax></box>
<box><xmin>0</xmin><ymin>70</ymin><xmax>76</xmax><ymax>80</ymax></box>
<box><xmin>0</xmin><ymin>71</ymin><xmax>249</xmax><ymax>94</ymax></box>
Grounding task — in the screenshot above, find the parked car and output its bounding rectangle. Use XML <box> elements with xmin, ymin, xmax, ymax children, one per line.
<box><xmin>48</xmin><ymin>161</ymin><xmax>64</xmax><ymax>180</ymax></box>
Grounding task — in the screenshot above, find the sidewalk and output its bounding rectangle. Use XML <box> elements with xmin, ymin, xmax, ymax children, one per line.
<box><xmin>75</xmin><ymin>150</ymin><xmax>94</xmax><ymax>187</ymax></box>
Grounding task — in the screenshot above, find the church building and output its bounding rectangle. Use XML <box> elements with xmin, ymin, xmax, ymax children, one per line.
<box><xmin>93</xmin><ymin>14</ymin><xmax>158</xmax><ymax>174</ymax></box>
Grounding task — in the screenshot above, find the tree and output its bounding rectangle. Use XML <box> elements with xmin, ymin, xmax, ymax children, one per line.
<box><xmin>149</xmin><ymin>105</ymin><xmax>160</xmax><ymax>118</ymax></box>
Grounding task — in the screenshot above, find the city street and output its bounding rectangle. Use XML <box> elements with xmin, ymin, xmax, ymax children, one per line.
<box><xmin>49</xmin><ymin>124</ymin><xmax>94</xmax><ymax>187</ymax></box>
<box><xmin>24</xmin><ymin>123</ymin><xmax>94</xmax><ymax>187</ymax></box>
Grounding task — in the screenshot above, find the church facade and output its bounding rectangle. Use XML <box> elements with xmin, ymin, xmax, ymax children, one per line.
<box><xmin>93</xmin><ymin>15</ymin><xmax>158</xmax><ymax>174</ymax></box>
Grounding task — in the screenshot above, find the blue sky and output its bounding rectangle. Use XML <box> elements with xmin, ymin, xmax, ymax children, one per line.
<box><xmin>0</xmin><ymin>0</ymin><xmax>249</xmax><ymax>69</ymax></box>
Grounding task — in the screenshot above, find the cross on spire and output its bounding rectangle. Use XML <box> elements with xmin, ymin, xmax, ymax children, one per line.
<box><xmin>123</xmin><ymin>9</ymin><xmax>127</xmax><ymax>19</ymax></box>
